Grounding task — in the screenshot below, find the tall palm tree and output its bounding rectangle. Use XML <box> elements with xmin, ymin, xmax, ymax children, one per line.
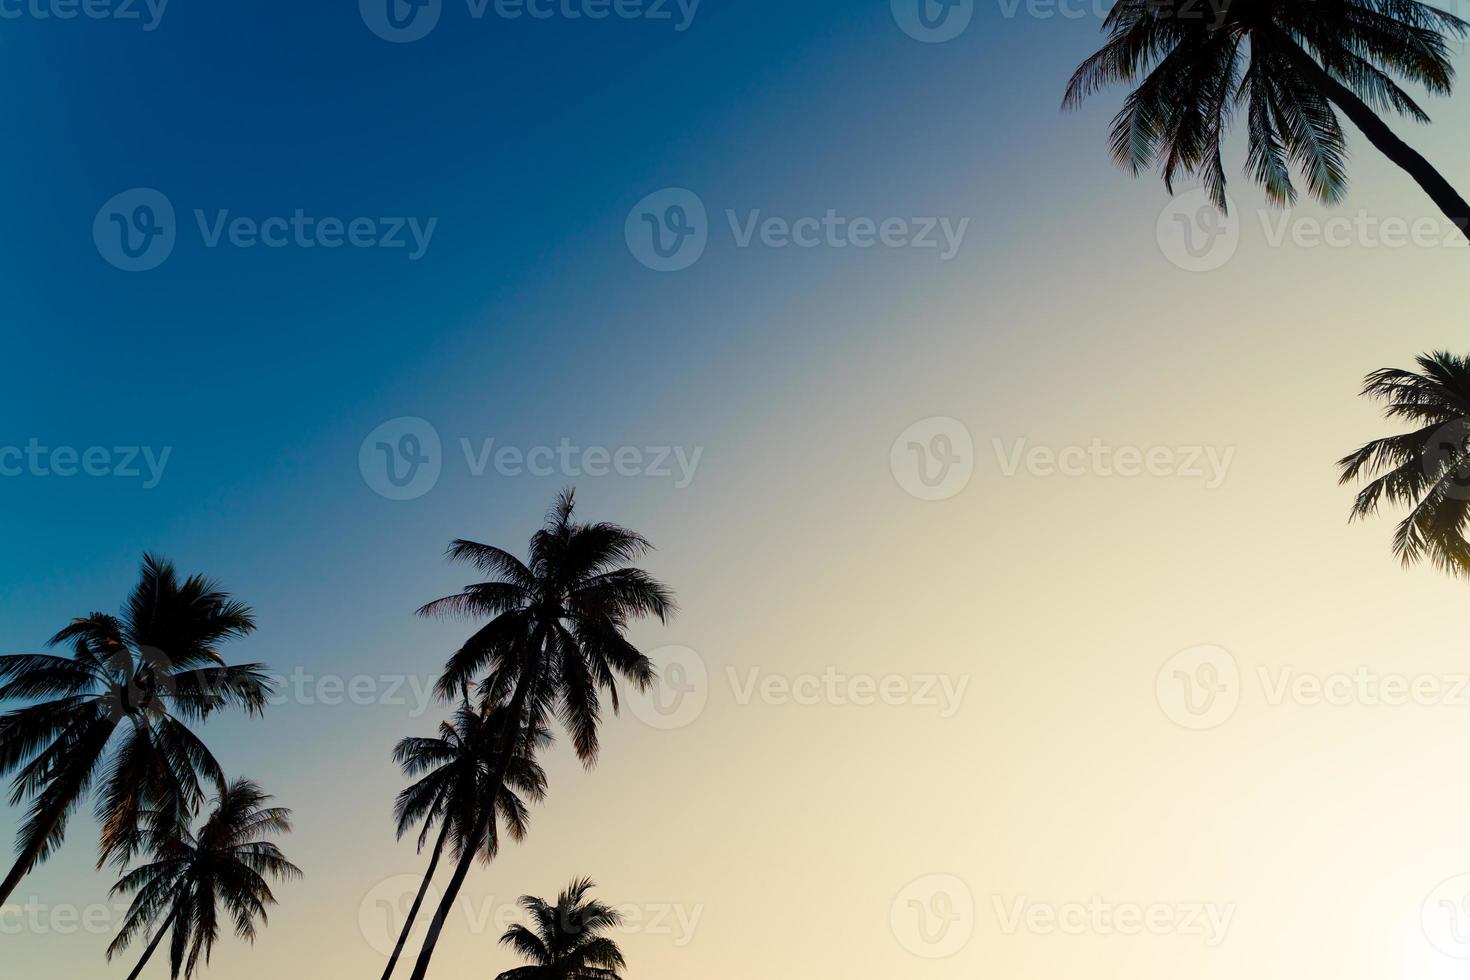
<box><xmin>1064</xmin><ymin>0</ymin><xmax>1470</xmax><ymax>240</ymax></box>
<box><xmin>403</xmin><ymin>489</ymin><xmax>675</xmax><ymax>980</ymax></box>
<box><xmin>494</xmin><ymin>878</ymin><xmax>627</xmax><ymax>980</ymax></box>
<box><xmin>0</xmin><ymin>555</ymin><xmax>273</xmax><ymax>905</ymax></box>
<box><xmin>378</xmin><ymin>702</ymin><xmax>551</xmax><ymax>980</ymax></box>
<box><xmin>1339</xmin><ymin>351</ymin><xmax>1470</xmax><ymax>574</ymax></box>
<box><xmin>108</xmin><ymin>778</ymin><xmax>300</xmax><ymax>980</ymax></box>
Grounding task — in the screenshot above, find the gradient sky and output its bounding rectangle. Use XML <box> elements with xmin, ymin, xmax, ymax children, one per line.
<box><xmin>7</xmin><ymin>1</ymin><xmax>1470</xmax><ymax>978</ymax></box>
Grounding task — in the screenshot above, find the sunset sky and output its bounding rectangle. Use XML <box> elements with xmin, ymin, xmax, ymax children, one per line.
<box><xmin>6</xmin><ymin>2</ymin><xmax>1470</xmax><ymax>979</ymax></box>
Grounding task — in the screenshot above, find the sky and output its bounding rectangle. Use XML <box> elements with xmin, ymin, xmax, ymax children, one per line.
<box><xmin>6</xmin><ymin>1</ymin><xmax>1470</xmax><ymax>978</ymax></box>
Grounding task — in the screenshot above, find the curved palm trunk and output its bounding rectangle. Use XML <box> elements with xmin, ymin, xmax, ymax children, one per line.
<box><xmin>1281</xmin><ymin>39</ymin><xmax>1470</xmax><ymax>243</ymax></box>
<box><xmin>405</xmin><ymin>675</ymin><xmax>532</xmax><ymax>980</ymax></box>
<box><xmin>379</xmin><ymin>821</ymin><xmax>452</xmax><ymax>980</ymax></box>
<box><xmin>124</xmin><ymin>907</ymin><xmax>179</xmax><ymax>980</ymax></box>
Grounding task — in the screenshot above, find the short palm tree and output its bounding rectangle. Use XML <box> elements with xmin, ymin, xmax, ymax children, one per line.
<box><xmin>0</xmin><ymin>555</ymin><xmax>273</xmax><ymax>905</ymax></box>
<box><xmin>1339</xmin><ymin>351</ymin><xmax>1470</xmax><ymax>574</ymax></box>
<box><xmin>107</xmin><ymin>778</ymin><xmax>300</xmax><ymax>980</ymax></box>
<box><xmin>403</xmin><ymin>489</ymin><xmax>675</xmax><ymax>980</ymax></box>
<box><xmin>495</xmin><ymin>878</ymin><xmax>627</xmax><ymax>980</ymax></box>
<box><xmin>378</xmin><ymin>701</ymin><xmax>551</xmax><ymax>980</ymax></box>
<box><xmin>1064</xmin><ymin>0</ymin><xmax>1470</xmax><ymax>239</ymax></box>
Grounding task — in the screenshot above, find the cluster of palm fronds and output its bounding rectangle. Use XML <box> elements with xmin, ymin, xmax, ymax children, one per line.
<box><xmin>0</xmin><ymin>489</ymin><xmax>673</xmax><ymax>980</ymax></box>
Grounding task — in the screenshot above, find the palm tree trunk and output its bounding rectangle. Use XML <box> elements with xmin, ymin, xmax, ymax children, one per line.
<box><xmin>1281</xmin><ymin>39</ymin><xmax>1470</xmax><ymax>243</ymax></box>
<box><xmin>404</xmin><ymin>674</ymin><xmax>533</xmax><ymax>980</ymax></box>
<box><xmin>124</xmin><ymin>907</ymin><xmax>179</xmax><ymax>980</ymax></box>
<box><xmin>379</xmin><ymin>821</ymin><xmax>452</xmax><ymax>980</ymax></box>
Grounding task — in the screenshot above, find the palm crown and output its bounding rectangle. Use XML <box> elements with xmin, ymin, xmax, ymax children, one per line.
<box><xmin>420</xmin><ymin>488</ymin><xmax>675</xmax><ymax>765</ymax></box>
<box><xmin>495</xmin><ymin>878</ymin><xmax>627</xmax><ymax>980</ymax></box>
<box><xmin>108</xmin><ymin>778</ymin><xmax>300</xmax><ymax>980</ymax></box>
<box><xmin>1065</xmin><ymin>0</ymin><xmax>1469</xmax><ymax>215</ymax></box>
<box><xmin>393</xmin><ymin>700</ymin><xmax>551</xmax><ymax>861</ymax></box>
<box><xmin>0</xmin><ymin>555</ymin><xmax>273</xmax><ymax>904</ymax></box>
<box><xmin>1339</xmin><ymin>351</ymin><xmax>1470</xmax><ymax>575</ymax></box>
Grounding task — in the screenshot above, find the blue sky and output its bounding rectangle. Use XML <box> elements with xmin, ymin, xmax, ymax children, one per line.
<box><xmin>10</xmin><ymin>2</ymin><xmax>1470</xmax><ymax>979</ymax></box>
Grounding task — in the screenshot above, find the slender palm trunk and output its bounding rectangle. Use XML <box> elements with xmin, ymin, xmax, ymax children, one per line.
<box><xmin>1281</xmin><ymin>39</ymin><xmax>1470</xmax><ymax>242</ymax></box>
<box><xmin>404</xmin><ymin>675</ymin><xmax>532</xmax><ymax>980</ymax></box>
<box><xmin>124</xmin><ymin>908</ymin><xmax>179</xmax><ymax>980</ymax></box>
<box><xmin>379</xmin><ymin>821</ymin><xmax>452</xmax><ymax>980</ymax></box>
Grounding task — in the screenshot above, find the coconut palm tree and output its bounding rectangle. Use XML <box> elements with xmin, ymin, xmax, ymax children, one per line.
<box><xmin>1339</xmin><ymin>351</ymin><xmax>1470</xmax><ymax>574</ymax></box>
<box><xmin>403</xmin><ymin>489</ymin><xmax>675</xmax><ymax>980</ymax></box>
<box><xmin>378</xmin><ymin>701</ymin><xmax>551</xmax><ymax>980</ymax></box>
<box><xmin>0</xmin><ymin>555</ymin><xmax>273</xmax><ymax>905</ymax></box>
<box><xmin>108</xmin><ymin>778</ymin><xmax>300</xmax><ymax>980</ymax></box>
<box><xmin>1064</xmin><ymin>0</ymin><xmax>1470</xmax><ymax>240</ymax></box>
<box><xmin>494</xmin><ymin>878</ymin><xmax>627</xmax><ymax>980</ymax></box>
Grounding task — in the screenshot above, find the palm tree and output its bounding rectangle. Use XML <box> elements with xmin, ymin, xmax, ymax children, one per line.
<box><xmin>378</xmin><ymin>701</ymin><xmax>551</xmax><ymax>980</ymax></box>
<box><xmin>1339</xmin><ymin>351</ymin><xmax>1470</xmax><ymax>574</ymax></box>
<box><xmin>403</xmin><ymin>489</ymin><xmax>675</xmax><ymax>980</ymax></box>
<box><xmin>1064</xmin><ymin>0</ymin><xmax>1470</xmax><ymax>240</ymax></box>
<box><xmin>494</xmin><ymin>878</ymin><xmax>627</xmax><ymax>980</ymax></box>
<box><xmin>108</xmin><ymin>778</ymin><xmax>300</xmax><ymax>980</ymax></box>
<box><xmin>0</xmin><ymin>555</ymin><xmax>273</xmax><ymax>905</ymax></box>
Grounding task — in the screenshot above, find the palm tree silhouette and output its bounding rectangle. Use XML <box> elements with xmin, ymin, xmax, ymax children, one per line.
<box><xmin>403</xmin><ymin>489</ymin><xmax>675</xmax><ymax>980</ymax></box>
<box><xmin>0</xmin><ymin>555</ymin><xmax>273</xmax><ymax>905</ymax></box>
<box><xmin>108</xmin><ymin>778</ymin><xmax>300</xmax><ymax>980</ymax></box>
<box><xmin>378</xmin><ymin>701</ymin><xmax>551</xmax><ymax>980</ymax></box>
<box><xmin>1339</xmin><ymin>351</ymin><xmax>1470</xmax><ymax>574</ymax></box>
<box><xmin>494</xmin><ymin>878</ymin><xmax>627</xmax><ymax>980</ymax></box>
<box><xmin>1064</xmin><ymin>1</ymin><xmax>1470</xmax><ymax>239</ymax></box>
